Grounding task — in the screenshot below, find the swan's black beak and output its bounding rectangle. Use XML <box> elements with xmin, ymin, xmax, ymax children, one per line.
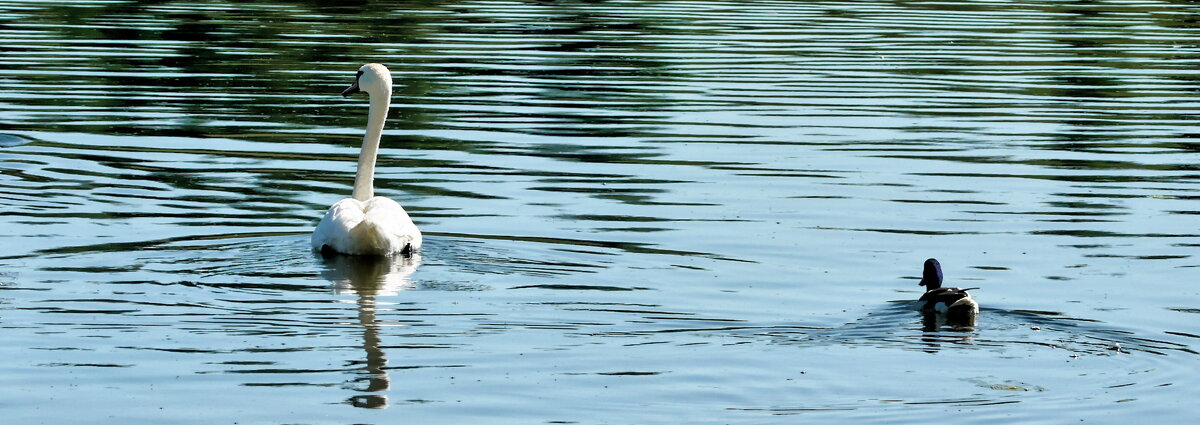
<box><xmin>341</xmin><ymin>82</ymin><xmax>361</xmax><ymax>97</ymax></box>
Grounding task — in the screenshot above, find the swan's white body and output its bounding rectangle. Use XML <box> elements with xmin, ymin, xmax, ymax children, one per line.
<box><xmin>314</xmin><ymin>197</ymin><xmax>421</xmax><ymax>255</ymax></box>
<box><xmin>312</xmin><ymin>63</ymin><xmax>422</xmax><ymax>256</ymax></box>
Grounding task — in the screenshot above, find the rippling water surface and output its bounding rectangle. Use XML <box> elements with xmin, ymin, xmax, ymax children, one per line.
<box><xmin>1</xmin><ymin>0</ymin><xmax>1198</xmax><ymax>423</ymax></box>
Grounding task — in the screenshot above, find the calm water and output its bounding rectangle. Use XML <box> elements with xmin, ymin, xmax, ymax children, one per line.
<box><xmin>1</xmin><ymin>0</ymin><xmax>1198</xmax><ymax>423</ymax></box>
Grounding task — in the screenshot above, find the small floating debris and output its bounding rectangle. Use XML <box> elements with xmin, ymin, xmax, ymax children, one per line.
<box><xmin>1109</xmin><ymin>343</ymin><xmax>1125</xmax><ymax>354</ymax></box>
<box><xmin>965</xmin><ymin>378</ymin><xmax>1046</xmax><ymax>392</ymax></box>
<box><xmin>1031</xmin><ymin>326</ymin><xmax>1041</xmax><ymax>331</ymax></box>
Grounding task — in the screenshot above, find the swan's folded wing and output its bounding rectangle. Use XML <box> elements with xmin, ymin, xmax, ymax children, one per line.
<box><xmin>312</xmin><ymin>197</ymin><xmax>421</xmax><ymax>255</ymax></box>
<box><xmin>312</xmin><ymin>198</ymin><xmax>366</xmax><ymax>251</ymax></box>
<box><xmin>362</xmin><ymin>197</ymin><xmax>422</xmax><ymax>252</ymax></box>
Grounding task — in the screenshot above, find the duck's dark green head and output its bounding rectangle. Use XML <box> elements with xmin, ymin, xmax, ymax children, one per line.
<box><xmin>919</xmin><ymin>258</ymin><xmax>943</xmax><ymax>290</ymax></box>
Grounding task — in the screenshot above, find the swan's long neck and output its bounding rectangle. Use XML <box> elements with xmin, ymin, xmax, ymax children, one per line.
<box><xmin>352</xmin><ymin>89</ymin><xmax>391</xmax><ymax>201</ymax></box>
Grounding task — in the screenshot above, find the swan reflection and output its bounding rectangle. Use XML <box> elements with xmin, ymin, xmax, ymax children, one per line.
<box><xmin>318</xmin><ymin>253</ymin><xmax>422</xmax><ymax>409</ymax></box>
<box><xmin>321</xmin><ymin>252</ymin><xmax>422</xmax><ymax>296</ymax></box>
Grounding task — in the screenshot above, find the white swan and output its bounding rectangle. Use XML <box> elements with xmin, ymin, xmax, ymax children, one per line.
<box><xmin>312</xmin><ymin>63</ymin><xmax>422</xmax><ymax>256</ymax></box>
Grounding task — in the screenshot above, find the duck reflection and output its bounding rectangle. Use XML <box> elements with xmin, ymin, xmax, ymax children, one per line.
<box><xmin>920</xmin><ymin>312</ymin><xmax>976</xmax><ymax>332</ymax></box>
<box><xmin>318</xmin><ymin>252</ymin><xmax>422</xmax><ymax>409</ymax></box>
<box><xmin>917</xmin><ymin>312</ymin><xmax>976</xmax><ymax>353</ymax></box>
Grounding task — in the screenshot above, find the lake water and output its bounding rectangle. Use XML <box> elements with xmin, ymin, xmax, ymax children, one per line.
<box><xmin>1</xmin><ymin>0</ymin><xmax>1198</xmax><ymax>423</ymax></box>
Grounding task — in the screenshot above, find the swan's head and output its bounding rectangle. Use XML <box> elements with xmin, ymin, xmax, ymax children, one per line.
<box><xmin>341</xmin><ymin>63</ymin><xmax>393</xmax><ymax>98</ymax></box>
<box><xmin>918</xmin><ymin>258</ymin><xmax>943</xmax><ymax>289</ymax></box>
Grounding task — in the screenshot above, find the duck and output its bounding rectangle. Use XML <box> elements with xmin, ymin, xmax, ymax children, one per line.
<box><xmin>312</xmin><ymin>63</ymin><xmax>422</xmax><ymax>256</ymax></box>
<box><xmin>913</xmin><ymin>258</ymin><xmax>978</xmax><ymax>321</ymax></box>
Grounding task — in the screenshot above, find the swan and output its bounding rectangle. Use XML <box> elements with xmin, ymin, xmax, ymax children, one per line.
<box><xmin>312</xmin><ymin>63</ymin><xmax>422</xmax><ymax>256</ymax></box>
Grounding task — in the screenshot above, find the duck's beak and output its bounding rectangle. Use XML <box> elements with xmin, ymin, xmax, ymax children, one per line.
<box><xmin>341</xmin><ymin>82</ymin><xmax>361</xmax><ymax>97</ymax></box>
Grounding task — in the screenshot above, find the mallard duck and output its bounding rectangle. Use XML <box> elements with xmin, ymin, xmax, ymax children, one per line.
<box><xmin>914</xmin><ymin>258</ymin><xmax>978</xmax><ymax>321</ymax></box>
